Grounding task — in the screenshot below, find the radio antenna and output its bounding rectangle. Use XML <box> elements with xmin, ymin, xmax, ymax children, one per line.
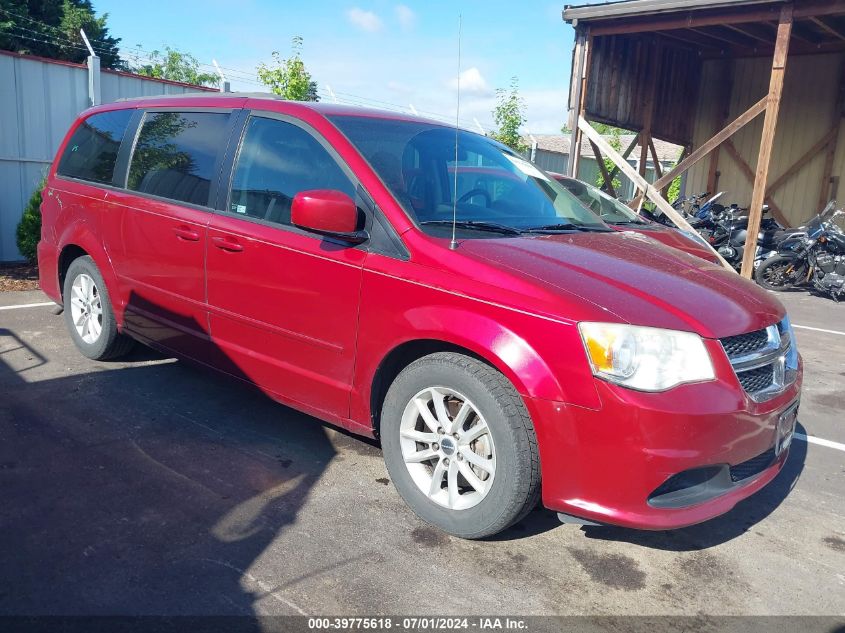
<box><xmin>450</xmin><ymin>14</ymin><xmax>463</xmax><ymax>251</ymax></box>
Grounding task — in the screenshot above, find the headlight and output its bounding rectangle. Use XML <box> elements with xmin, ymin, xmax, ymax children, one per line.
<box><xmin>578</xmin><ymin>322</ymin><xmax>715</xmax><ymax>391</ymax></box>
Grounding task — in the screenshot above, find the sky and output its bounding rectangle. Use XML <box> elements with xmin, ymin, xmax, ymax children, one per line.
<box><xmin>94</xmin><ymin>0</ymin><xmax>604</xmax><ymax>134</ymax></box>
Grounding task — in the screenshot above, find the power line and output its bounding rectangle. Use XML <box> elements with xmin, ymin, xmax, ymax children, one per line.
<box><xmin>0</xmin><ymin>6</ymin><xmax>116</xmax><ymax>55</ymax></box>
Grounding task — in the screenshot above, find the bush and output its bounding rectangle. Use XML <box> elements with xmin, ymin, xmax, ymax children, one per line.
<box><xmin>16</xmin><ymin>179</ymin><xmax>44</xmax><ymax>262</ymax></box>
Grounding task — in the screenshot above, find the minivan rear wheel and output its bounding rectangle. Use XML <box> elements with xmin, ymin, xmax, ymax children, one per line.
<box><xmin>381</xmin><ymin>352</ymin><xmax>540</xmax><ymax>539</ymax></box>
<box><xmin>63</xmin><ymin>256</ymin><xmax>134</xmax><ymax>360</ymax></box>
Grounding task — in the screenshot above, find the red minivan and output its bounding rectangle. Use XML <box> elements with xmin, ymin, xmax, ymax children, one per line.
<box><xmin>38</xmin><ymin>95</ymin><xmax>802</xmax><ymax>538</ymax></box>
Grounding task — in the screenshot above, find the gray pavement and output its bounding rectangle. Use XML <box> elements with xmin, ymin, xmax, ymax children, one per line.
<box><xmin>0</xmin><ymin>289</ymin><xmax>843</xmax><ymax>617</ymax></box>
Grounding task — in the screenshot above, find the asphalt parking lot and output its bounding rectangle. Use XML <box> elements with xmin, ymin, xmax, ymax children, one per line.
<box><xmin>1</xmin><ymin>288</ymin><xmax>843</xmax><ymax>618</ymax></box>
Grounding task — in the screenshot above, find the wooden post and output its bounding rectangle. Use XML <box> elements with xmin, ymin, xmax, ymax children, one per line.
<box><xmin>638</xmin><ymin>38</ymin><xmax>660</xmax><ymax>179</ymax></box>
<box><xmin>568</xmin><ymin>29</ymin><xmax>588</xmax><ymax>177</ymax></box>
<box><xmin>740</xmin><ymin>4</ymin><xmax>793</xmax><ymax>279</ymax></box>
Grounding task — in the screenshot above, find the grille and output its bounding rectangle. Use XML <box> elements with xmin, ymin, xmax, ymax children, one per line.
<box><xmin>737</xmin><ymin>365</ymin><xmax>774</xmax><ymax>393</ymax></box>
<box><xmin>721</xmin><ymin>328</ymin><xmax>769</xmax><ymax>358</ymax></box>
<box><xmin>730</xmin><ymin>447</ymin><xmax>777</xmax><ymax>482</ymax></box>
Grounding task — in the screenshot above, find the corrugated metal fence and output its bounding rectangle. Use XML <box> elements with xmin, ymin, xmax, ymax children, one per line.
<box><xmin>0</xmin><ymin>50</ymin><xmax>215</xmax><ymax>261</ymax></box>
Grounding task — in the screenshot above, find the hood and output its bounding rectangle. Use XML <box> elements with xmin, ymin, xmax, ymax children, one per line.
<box><xmin>613</xmin><ymin>224</ymin><xmax>718</xmax><ymax>263</ymax></box>
<box><xmin>458</xmin><ymin>231</ymin><xmax>784</xmax><ymax>339</ymax></box>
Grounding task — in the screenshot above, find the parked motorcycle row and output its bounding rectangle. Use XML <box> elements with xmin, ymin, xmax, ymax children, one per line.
<box><xmin>642</xmin><ymin>194</ymin><xmax>845</xmax><ymax>301</ymax></box>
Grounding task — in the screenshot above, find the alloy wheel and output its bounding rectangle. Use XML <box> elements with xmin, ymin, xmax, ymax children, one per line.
<box><xmin>69</xmin><ymin>273</ymin><xmax>103</xmax><ymax>344</ymax></box>
<box><xmin>399</xmin><ymin>386</ymin><xmax>496</xmax><ymax>510</ymax></box>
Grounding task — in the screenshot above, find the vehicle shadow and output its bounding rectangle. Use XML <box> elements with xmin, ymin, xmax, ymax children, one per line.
<box><xmin>578</xmin><ymin>421</ymin><xmax>807</xmax><ymax>551</ymax></box>
<box><xmin>0</xmin><ymin>310</ymin><xmax>337</xmax><ymax>620</ymax></box>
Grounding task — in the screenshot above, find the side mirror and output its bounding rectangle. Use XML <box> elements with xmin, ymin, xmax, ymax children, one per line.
<box><xmin>291</xmin><ymin>190</ymin><xmax>368</xmax><ymax>244</ymax></box>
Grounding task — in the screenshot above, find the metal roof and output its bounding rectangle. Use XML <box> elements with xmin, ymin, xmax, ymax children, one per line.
<box><xmin>562</xmin><ymin>0</ymin><xmax>784</xmax><ymax>23</ymax></box>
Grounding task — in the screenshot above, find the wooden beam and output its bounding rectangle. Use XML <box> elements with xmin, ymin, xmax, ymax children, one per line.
<box><xmin>590</xmin><ymin>6</ymin><xmax>784</xmax><ymax>37</ymax></box>
<box><xmin>657</xmin><ymin>30</ymin><xmax>726</xmax><ymax>54</ymax></box>
<box><xmin>811</xmin><ymin>16</ymin><xmax>845</xmax><ymax>41</ymax></box>
<box><xmin>741</xmin><ymin>5</ymin><xmax>793</xmax><ymax>279</ymax></box>
<box><xmin>794</xmin><ymin>0</ymin><xmax>845</xmax><ymax>21</ymax></box>
<box><xmin>579</xmin><ymin>117</ymin><xmax>734</xmax><ymax>271</ymax></box>
<box><xmin>689</xmin><ymin>26</ymin><xmax>755</xmax><ymax>50</ymax></box>
<box><xmin>606</xmin><ymin>134</ymin><xmax>640</xmax><ymax>182</ymax></box>
<box><xmin>649</xmin><ymin>139</ymin><xmax>663</xmax><ymax>179</ymax></box>
<box><xmin>590</xmin><ymin>140</ymin><xmax>617</xmax><ymax>198</ymax></box>
<box><xmin>723</xmin><ymin>140</ymin><xmax>788</xmax><ymax>227</ymax></box>
<box><xmin>630</xmin><ymin>96</ymin><xmax>768</xmax><ymax>207</ymax></box>
<box><xmin>568</xmin><ymin>29</ymin><xmax>588</xmax><ymax>177</ymax></box>
<box><xmin>767</xmin><ymin>126</ymin><xmax>838</xmax><ymax>195</ymax></box>
<box><xmin>723</xmin><ymin>22</ymin><xmax>776</xmax><ymax>44</ymax></box>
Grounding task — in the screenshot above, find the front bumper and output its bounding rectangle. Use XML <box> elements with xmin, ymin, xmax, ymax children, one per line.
<box><xmin>528</xmin><ymin>357</ymin><xmax>802</xmax><ymax>530</ymax></box>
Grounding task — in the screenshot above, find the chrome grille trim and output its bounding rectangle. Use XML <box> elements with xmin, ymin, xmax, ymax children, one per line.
<box><xmin>720</xmin><ymin>320</ymin><xmax>797</xmax><ymax>403</ymax></box>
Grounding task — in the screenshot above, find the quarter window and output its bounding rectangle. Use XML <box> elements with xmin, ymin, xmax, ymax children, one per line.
<box><xmin>127</xmin><ymin>111</ymin><xmax>230</xmax><ymax>206</ymax></box>
<box><xmin>229</xmin><ymin>117</ymin><xmax>354</xmax><ymax>226</ymax></box>
<box><xmin>57</xmin><ymin>110</ymin><xmax>133</xmax><ymax>184</ymax></box>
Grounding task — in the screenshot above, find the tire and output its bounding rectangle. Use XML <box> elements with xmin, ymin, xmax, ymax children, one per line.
<box><xmin>755</xmin><ymin>254</ymin><xmax>805</xmax><ymax>291</ymax></box>
<box><xmin>381</xmin><ymin>352</ymin><xmax>541</xmax><ymax>539</ymax></box>
<box><xmin>63</xmin><ymin>256</ymin><xmax>134</xmax><ymax>360</ymax></box>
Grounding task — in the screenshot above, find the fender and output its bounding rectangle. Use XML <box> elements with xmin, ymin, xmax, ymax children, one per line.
<box><xmin>351</xmin><ymin>303</ymin><xmax>602</xmax><ymax>428</ymax></box>
<box><xmin>56</xmin><ymin>220</ymin><xmax>123</xmax><ymax>324</ymax></box>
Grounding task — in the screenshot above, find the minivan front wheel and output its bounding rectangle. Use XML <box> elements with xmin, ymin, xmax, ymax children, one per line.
<box><xmin>381</xmin><ymin>352</ymin><xmax>540</xmax><ymax>539</ymax></box>
<box><xmin>63</xmin><ymin>256</ymin><xmax>134</xmax><ymax>360</ymax></box>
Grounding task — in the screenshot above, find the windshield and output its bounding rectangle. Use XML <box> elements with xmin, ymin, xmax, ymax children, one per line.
<box><xmin>554</xmin><ymin>176</ymin><xmax>647</xmax><ymax>225</ymax></box>
<box><xmin>329</xmin><ymin>116</ymin><xmax>609</xmax><ymax>236</ymax></box>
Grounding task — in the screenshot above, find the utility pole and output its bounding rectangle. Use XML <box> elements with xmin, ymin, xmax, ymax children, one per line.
<box><xmin>212</xmin><ymin>59</ymin><xmax>230</xmax><ymax>92</ymax></box>
<box><xmin>80</xmin><ymin>29</ymin><xmax>100</xmax><ymax>107</ymax></box>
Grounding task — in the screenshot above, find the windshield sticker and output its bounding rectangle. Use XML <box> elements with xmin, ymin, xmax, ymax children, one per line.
<box><xmin>504</xmin><ymin>155</ymin><xmax>550</xmax><ymax>181</ymax></box>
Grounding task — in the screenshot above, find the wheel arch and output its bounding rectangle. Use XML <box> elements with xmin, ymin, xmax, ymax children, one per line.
<box><xmin>55</xmin><ymin>222</ymin><xmax>120</xmax><ymax>312</ymax></box>
<box><xmin>366</xmin><ymin>324</ymin><xmax>566</xmax><ymax>436</ymax></box>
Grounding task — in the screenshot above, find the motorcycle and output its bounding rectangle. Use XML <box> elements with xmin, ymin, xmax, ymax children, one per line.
<box><xmin>708</xmin><ymin>204</ymin><xmax>799</xmax><ymax>271</ymax></box>
<box><xmin>755</xmin><ymin>201</ymin><xmax>845</xmax><ymax>301</ymax></box>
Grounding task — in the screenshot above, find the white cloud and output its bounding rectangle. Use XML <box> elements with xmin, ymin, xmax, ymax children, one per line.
<box><xmin>448</xmin><ymin>67</ymin><xmax>493</xmax><ymax>96</ymax></box>
<box><xmin>346</xmin><ymin>8</ymin><xmax>383</xmax><ymax>32</ymax></box>
<box><xmin>395</xmin><ymin>5</ymin><xmax>416</xmax><ymax>30</ymax></box>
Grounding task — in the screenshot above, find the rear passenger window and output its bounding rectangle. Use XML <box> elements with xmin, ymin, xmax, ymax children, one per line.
<box><xmin>127</xmin><ymin>111</ymin><xmax>230</xmax><ymax>206</ymax></box>
<box><xmin>57</xmin><ymin>110</ymin><xmax>133</xmax><ymax>184</ymax></box>
<box><xmin>229</xmin><ymin>117</ymin><xmax>354</xmax><ymax>226</ymax></box>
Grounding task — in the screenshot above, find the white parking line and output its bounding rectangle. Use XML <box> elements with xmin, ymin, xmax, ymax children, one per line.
<box><xmin>793</xmin><ymin>324</ymin><xmax>845</xmax><ymax>337</ymax></box>
<box><xmin>795</xmin><ymin>433</ymin><xmax>845</xmax><ymax>452</ymax></box>
<box><xmin>0</xmin><ymin>302</ymin><xmax>54</xmax><ymax>311</ymax></box>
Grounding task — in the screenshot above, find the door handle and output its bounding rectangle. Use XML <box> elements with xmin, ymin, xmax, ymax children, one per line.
<box><xmin>173</xmin><ymin>226</ymin><xmax>200</xmax><ymax>242</ymax></box>
<box><xmin>212</xmin><ymin>236</ymin><xmax>244</xmax><ymax>252</ymax></box>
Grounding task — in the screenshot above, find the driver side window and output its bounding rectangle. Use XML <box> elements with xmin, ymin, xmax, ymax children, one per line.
<box><xmin>229</xmin><ymin>116</ymin><xmax>355</xmax><ymax>226</ymax></box>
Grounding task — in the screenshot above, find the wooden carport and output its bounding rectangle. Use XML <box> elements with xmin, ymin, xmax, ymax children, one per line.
<box><xmin>563</xmin><ymin>0</ymin><xmax>845</xmax><ymax>277</ymax></box>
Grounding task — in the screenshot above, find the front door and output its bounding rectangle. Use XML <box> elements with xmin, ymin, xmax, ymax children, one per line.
<box><xmin>205</xmin><ymin>114</ymin><xmax>366</xmax><ymax>419</ymax></box>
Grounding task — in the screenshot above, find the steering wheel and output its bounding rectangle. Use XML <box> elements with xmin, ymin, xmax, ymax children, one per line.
<box><xmin>458</xmin><ymin>188</ymin><xmax>491</xmax><ymax>207</ymax></box>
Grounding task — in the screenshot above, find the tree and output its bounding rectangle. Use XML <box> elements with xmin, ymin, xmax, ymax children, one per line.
<box><xmin>0</xmin><ymin>0</ymin><xmax>123</xmax><ymax>69</ymax></box>
<box><xmin>596</xmin><ymin>126</ymin><xmax>622</xmax><ymax>193</ymax></box>
<box><xmin>130</xmin><ymin>46</ymin><xmax>219</xmax><ymax>87</ymax></box>
<box><xmin>491</xmin><ymin>77</ymin><xmax>527</xmax><ymax>153</ymax></box>
<box><xmin>16</xmin><ymin>178</ymin><xmax>45</xmax><ymax>263</ymax></box>
<box><xmin>256</xmin><ymin>36</ymin><xmax>319</xmax><ymax>101</ymax></box>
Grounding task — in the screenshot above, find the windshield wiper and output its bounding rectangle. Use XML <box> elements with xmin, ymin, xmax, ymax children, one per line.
<box><xmin>609</xmin><ymin>220</ymin><xmax>648</xmax><ymax>226</ymax></box>
<box><xmin>420</xmin><ymin>220</ymin><xmax>522</xmax><ymax>235</ymax></box>
<box><xmin>522</xmin><ymin>223</ymin><xmax>613</xmax><ymax>233</ymax></box>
